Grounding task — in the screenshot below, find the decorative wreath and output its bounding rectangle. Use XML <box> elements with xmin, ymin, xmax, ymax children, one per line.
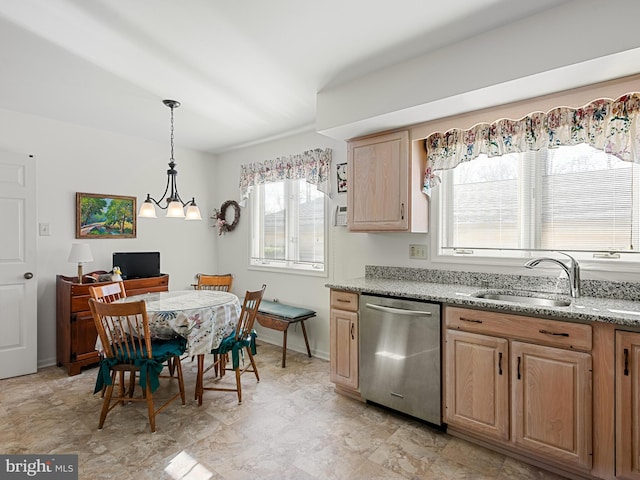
<box><xmin>212</xmin><ymin>200</ymin><xmax>240</xmax><ymax>236</ymax></box>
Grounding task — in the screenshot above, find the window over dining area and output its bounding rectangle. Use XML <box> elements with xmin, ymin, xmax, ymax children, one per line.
<box><xmin>249</xmin><ymin>179</ymin><xmax>326</xmax><ymax>272</ymax></box>
<box><xmin>239</xmin><ymin>148</ymin><xmax>331</xmax><ymax>275</ymax></box>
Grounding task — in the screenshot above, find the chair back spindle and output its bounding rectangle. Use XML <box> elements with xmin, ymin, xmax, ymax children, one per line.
<box><xmin>89</xmin><ymin>300</ymin><xmax>152</xmax><ymax>362</ymax></box>
<box><xmin>89</xmin><ymin>281</ymin><xmax>127</xmax><ymax>303</ymax></box>
<box><xmin>195</xmin><ymin>274</ymin><xmax>233</xmax><ymax>292</ymax></box>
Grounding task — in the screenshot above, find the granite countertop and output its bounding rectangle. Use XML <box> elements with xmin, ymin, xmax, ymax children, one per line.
<box><xmin>326</xmin><ymin>273</ymin><xmax>640</xmax><ymax>328</ymax></box>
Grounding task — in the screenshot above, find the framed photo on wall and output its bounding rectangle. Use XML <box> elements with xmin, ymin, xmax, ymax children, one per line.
<box><xmin>76</xmin><ymin>192</ymin><xmax>137</xmax><ymax>239</ymax></box>
<box><xmin>337</xmin><ymin>162</ymin><xmax>347</xmax><ymax>193</ymax></box>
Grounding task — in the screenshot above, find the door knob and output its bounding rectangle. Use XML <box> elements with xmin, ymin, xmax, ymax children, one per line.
<box><xmin>24</xmin><ymin>272</ymin><xmax>33</xmax><ymax>279</ymax></box>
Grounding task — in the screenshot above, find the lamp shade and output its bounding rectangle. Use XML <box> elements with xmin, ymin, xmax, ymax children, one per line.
<box><xmin>166</xmin><ymin>200</ymin><xmax>186</xmax><ymax>218</ymax></box>
<box><xmin>138</xmin><ymin>199</ymin><xmax>158</xmax><ymax>218</ymax></box>
<box><xmin>67</xmin><ymin>243</ymin><xmax>94</xmax><ymax>263</ymax></box>
<box><xmin>185</xmin><ymin>204</ymin><xmax>202</xmax><ymax>220</ymax></box>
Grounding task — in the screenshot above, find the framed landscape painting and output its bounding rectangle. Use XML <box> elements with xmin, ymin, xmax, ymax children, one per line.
<box><xmin>76</xmin><ymin>192</ymin><xmax>137</xmax><ymax>239</ymax></box>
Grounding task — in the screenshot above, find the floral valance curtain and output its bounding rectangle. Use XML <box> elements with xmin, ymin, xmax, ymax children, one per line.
<box><xmin>423</xmin><ymin>92</ymin><xmax>640</xmax><ymax>194</ymax></box>
<box><xmin>239</xmin><ymin>147</ymin><xmax>332</xmax><ymax>201</ymax></box>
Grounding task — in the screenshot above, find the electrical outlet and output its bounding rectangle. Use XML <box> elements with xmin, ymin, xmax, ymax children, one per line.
<box><xmin>409</xmin><ymin>244</ymin><xmax>427</xmax><ymax>259</ymax></box>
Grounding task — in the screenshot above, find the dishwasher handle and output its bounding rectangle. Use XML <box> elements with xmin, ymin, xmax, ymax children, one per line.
<box><xmin>365</xmin><ymin>303</ymin><xmax>433</xmax><ymax>316</ymax></box>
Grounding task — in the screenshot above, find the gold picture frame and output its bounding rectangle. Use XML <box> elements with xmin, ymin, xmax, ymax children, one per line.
<box><xmin>76</xmin><ymin>192</ymin><xmax>137</xmax><ymax>239</ymax></box>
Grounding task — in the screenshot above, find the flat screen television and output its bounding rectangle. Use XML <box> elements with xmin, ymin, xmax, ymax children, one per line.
<box><xmin>112</xmin><ymin>252</ymin><xmax>161</xmax><ymax>280</ymax></box>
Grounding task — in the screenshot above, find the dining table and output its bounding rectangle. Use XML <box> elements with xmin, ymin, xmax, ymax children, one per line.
<box><xmin>113</xmin><ymin>289</ymin><xmax>242</xmax><ymax>356</ymax></box>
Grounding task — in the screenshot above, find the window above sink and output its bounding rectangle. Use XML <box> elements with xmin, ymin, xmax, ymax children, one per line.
<box><xmin>436</xmin><ymin>144</ymin><xmax>639</xmax><ymax>258</ymax></box>
<box><xmin>422</xmin><ymin>90</ymin><xmax>640</xmax><ymax>273</ymax></box>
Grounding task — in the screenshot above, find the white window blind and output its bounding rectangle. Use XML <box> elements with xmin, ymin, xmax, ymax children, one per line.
<box><xmin>440</xmin><ymin>144</ymin><xmax>639</xmax><ymax>254</ymax></box>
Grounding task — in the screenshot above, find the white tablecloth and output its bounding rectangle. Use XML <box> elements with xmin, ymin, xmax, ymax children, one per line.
<box><xmin>98</xmin><ymin>290</ymin><xmax>242</xmax><ymax>356</ymax></box>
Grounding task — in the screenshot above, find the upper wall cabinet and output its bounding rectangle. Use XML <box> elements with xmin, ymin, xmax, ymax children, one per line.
<box><xmin>347</xmin><ymin>130</ymin><xmax>428</xmax><ymax>232</ymax></box>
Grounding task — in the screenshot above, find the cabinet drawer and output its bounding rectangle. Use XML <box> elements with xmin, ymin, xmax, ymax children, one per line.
<box><xmin>127</xmin><ymin>285</ymin><xmax>167</xmax><ymax>296</ymax></box>
<box><xmin>71</xmin><ymin>295</ymin><xmax>91</xmax><ymax>313</ymax></box>
<box><xmin>331</xmin><ymin>290</ymin><xmax>358</xmax><ymax>312</ymax></box>
<box><xmin>256</xmin><ymin>313</ymin><xmax>288</xmax><ymax>331</ymax></box>
<box><xmin>445</xmin><ymin>306</ymin><xmax>592</xmax><ymax>351</ymax></box>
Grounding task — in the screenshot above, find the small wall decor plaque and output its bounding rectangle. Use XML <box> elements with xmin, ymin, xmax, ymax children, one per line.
<box><xmin>337</xmin><ymin>162</ymin><xmax>347</xmax><ymax>193</ymax></box>
<box><xmin>76</xmin><ymin>192</ymin><xmax>136</xmax><ymax>238</ymax></box>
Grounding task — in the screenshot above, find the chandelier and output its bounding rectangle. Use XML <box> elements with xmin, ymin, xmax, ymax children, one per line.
<box><xmin>138</xmin><ymin>99</ymin><xmax>202</xmax><ymax>220</ymax></box>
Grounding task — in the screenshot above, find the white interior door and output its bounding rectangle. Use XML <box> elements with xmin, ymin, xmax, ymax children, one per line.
<box><xmin>0</xmin><ymin>150</ymin><xmax>37</xmax><ymax>379</ymax></box>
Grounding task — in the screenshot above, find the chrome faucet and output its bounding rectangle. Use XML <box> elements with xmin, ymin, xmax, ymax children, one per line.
<box><xmin>524</xmin><ymin>252</ymin><xmax>581</xmax><ymax>298</ymax></box>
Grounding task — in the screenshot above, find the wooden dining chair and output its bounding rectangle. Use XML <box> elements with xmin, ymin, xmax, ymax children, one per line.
<box><xmin>193</xmin><ymin>274</ymin><xmax>235</xmax><ymax>380</ymax></box>
<box><xmin>195</xmin><ymin>273</ymin><xmax>233</xmax><ymax>292</ymax></box>
<box><xmin>89</xmin><ymin>281</ymin><xmax>127</xmax><ymax>302</ymax></box>
<box><xmin>89</xmin><ymin>282</ymin><xmax>128</xmax><ymax>397</ymax></box>
<box><xmin>88</xmin><ymin>298</ymin><xmax>186</xmax><ymax>433</ymax></box>
<box><xmin>196</xmin><ymin>284</ymin><xmax>266</xmax><ymax>405</ymax></box>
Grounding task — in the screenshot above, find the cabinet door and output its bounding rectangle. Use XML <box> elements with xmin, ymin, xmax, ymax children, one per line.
<box><xmin>347</xmin><ymin>130</ymin><xmax>409</xmax><ymax>231</ymax></box>
<box><xmin>616</xmin><ymin>330</ymin><xmax>640</xmax><ymax>479</ymax></box>
<box><xmin>445</xmin><ymin>329</ymin><xmax>509</xmax><ymax>441</ymax></box>
<box><xmin>512</xmin><ymin>341</ymin><xmax>592</xmax><ymax>469</ymax></box>
<box><xmin>70</xmin><ymin>311</ymin><xmax>100</xmax><ymax>363</ymax></box>
<box><xmin>330</xmin><ymin>309</ymin><xmax>358</xmax><ymax>390</ymax></box>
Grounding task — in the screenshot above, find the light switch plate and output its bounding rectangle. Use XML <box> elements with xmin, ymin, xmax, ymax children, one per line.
<box><xmin>39</xmin><ymin>223</ymin><xmax>51</xmax><ymax>236</ymax></box>
<box><xmin>409</xmin><ymin>244</ymin><xmax>427</xmax><ymax>259</ymax></box>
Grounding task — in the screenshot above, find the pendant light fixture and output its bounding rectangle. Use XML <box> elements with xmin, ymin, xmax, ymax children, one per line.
<box><xmin>138</xmin><ymin>99</ymin><xmax>202</xmax><ymax>220</ymax></box>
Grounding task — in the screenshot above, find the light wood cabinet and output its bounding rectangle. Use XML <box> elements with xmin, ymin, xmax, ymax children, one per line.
<box><xmin>512</xmin><ymin>341</ymin><xmax>592</xmax><ymax>469</ymax></box>
<box><xmin>56</xmin><ymin>272</ymin><xmax>169</xmax><ymax>375</ymax></box>
<box><xmin>616</xmin><ymin>330</ymin><xmax>640</xmax><ymax>479</ymax></box>
<box><xmin>329</xmin><ymin>290</ymin><xmax>359</xmax><ymax>395</ymax></box>
<box><xmin>347</xmin><ymin>130</ymin><xmax>427</xmax><ymax>232</ymax></box>
<box><xmin>445</xmin><ymin>329</ymin><xmax>509</xmax><ymax>441</ymax></box>
<box><xmin>445</xmin><ymin>306</ymin><xmax>593</xmax><ymax>473</ymax></box>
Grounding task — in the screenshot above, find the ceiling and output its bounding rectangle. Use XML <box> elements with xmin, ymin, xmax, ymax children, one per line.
<box><xmin>0</xmin><ymin>0</ymin><xmax>570</xmax><ymax>154</ymax></box>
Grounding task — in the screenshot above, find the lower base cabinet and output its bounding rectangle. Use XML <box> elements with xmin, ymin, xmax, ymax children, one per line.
<box><xmin>329</xmin><ymin>290</ymin><xmax>359</xmax><ymax>395</ymax></box>
<box><xmin>616</xmin><ymin>330</ymin><xmax>640</xmax><ymax>480</ymax></box>
<box><xmin>445</xmin><ymin>306</ymin><xmax>593</xmax><ymax>475</ymax></box>
<box><xmin>445</xmin><ymin>330</ymin><xmax>509</xmax><ymax>441</ymax></box>
<box><xmin>512</xmin><ymin>341</ymin><xmax>592</xmax><ymax>469</ymax></box>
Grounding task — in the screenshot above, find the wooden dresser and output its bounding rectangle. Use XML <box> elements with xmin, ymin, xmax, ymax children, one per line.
<box><xmin>56</xmin><ymin>272</ymin><xmax>169</xmax><ymax>375</ymax></box>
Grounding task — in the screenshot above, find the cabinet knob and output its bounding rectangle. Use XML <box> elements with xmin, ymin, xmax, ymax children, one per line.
<box><xmin>24</xmin><ymin>272</ymin><xmax>34</xmax><ymax>279</ymax></box>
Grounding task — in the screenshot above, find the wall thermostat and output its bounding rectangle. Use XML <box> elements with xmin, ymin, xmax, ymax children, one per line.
<box><xmin>335</xmin><ymin>205</ymin><xmax>348</xmax><ymax>226</ymax></box>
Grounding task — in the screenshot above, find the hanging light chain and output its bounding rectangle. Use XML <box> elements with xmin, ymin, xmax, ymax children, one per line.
<box><xmin>169</xmin><ymin>102</ymin><xmax>175</xmax><ymax>162</ymax></box>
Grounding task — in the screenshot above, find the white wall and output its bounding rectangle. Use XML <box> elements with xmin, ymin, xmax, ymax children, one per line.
<box><xmin>215</xmin><ymin>130</ymin><xmax>441</xmax><ymax>361</ymax></box>
<box><xmin>216</xmin><ymin>119</ymin><xmax>640</xmax><ymax>361</ymax></box>
<box><xmin>317</xmin><ymin>0</ymin><xmax>640</xmax><ymax>141</ymax></box>
<box><xmin>215</xmin><ymin>131</ymin><xmax>333</xmax><ymax>361</ymax></box>
<box><xmin>0</xmin><ymin>108</ymin><xmax>219</xmax><ymax>368</ymax></box>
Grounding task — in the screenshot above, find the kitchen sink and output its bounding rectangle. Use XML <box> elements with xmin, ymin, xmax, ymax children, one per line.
<box><xmin>473</xmin><ymin>292</ymin><xmax>571</xmax><ymax>307</ymax></box>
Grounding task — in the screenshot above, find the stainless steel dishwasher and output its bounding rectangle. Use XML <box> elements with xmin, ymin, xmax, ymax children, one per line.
<box><xmin>359</xmin><ymin>294</ymin><xmax>442</xmax><ymax>426</ymax></box>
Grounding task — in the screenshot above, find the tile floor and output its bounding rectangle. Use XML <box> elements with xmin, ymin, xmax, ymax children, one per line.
<box><xmin>0</xmin><ymin>343</ymin><xmax>569</xmax><ymax>479</ymax></box>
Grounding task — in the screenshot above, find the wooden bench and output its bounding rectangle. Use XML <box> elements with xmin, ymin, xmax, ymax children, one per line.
<box><xmin>255</xmin><ymin>300</ymin><xmax>315</xmax><ymax>367</ymax></box>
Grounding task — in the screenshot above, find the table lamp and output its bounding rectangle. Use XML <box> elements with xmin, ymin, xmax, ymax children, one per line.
<box><xmin>67</xmin><ymin>243</ymin><xmax>94</xmax><ymax>284</ymax></box>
